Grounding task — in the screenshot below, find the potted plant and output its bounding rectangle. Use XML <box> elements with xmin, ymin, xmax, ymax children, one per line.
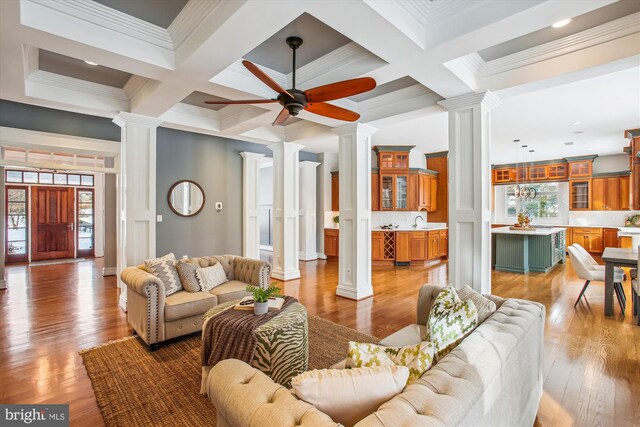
<box><xmin>333</xmin><ymin>215</ymin><xmax>339</xmax><ymax>228</ymax></box>
<box><xmin>246</xmin><ymin>283</ymin><xmax>281</xmax><ymax>315</ymax></box>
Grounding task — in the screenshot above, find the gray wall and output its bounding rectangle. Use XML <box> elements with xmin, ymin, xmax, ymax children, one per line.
<box><xmin>103</xmin><ymin>174</ymin><xmax>117</xmax><ymax>273</ymax></box>
<box><xmin>0</xmin><ymin>100</ymin><xmax>120</xmax><ymax>141</ymax></box>
<box><xmin>156</xmin><ymin>128</ymin><xmax>319</xmax><ymax>257</ymax></box>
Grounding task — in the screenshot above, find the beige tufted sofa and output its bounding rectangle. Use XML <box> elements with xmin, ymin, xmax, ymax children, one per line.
<box><xmin>122</xmin><ymin>255</ymin><xmax>271</xmax><ymax>351</ymax></box>
<box><xmin>207</xmin><ymin>285</ymin><xmax>545</xmax><ymax>426</ymax></box>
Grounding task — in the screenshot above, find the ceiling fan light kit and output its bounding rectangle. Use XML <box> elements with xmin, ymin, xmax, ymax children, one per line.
<box><xmin>205</xmin><ymin>36</ymin><xmax>377</xmax><ymax>126</ymax></box>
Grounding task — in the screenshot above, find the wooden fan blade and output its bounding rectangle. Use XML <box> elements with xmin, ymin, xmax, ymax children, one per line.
<box><xmin>305</xmin><ymin>102</ymin><xmax>360</xmax><ymax>122</ymax></box>
<box><xmin>204</xmin><ymin>99</ymin><xmax>278</xmax><ymax>105</ymax></box>
<box><xmin>273</xmin><ymin>108</ymin><xmax>290</xmax><ymax>126</ymax></box>
<box><xmin>242</xmin><ymin>60</ymin><xmax>293</xmax><ymax>98</ymax></box>
<box><xmin>305</xmin><ymin>77</ymin><xmax>376</xmax><ymax>103</ymax></box>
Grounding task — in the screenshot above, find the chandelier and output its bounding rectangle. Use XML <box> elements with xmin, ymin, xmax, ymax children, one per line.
<box><xmin>514</xmin><ymin>140</ymin><xmax>537</xmax><ymax>200</ymax></box>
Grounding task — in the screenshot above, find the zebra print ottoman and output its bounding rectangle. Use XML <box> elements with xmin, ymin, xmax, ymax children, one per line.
<box><xmin>202</xmin><ymin>301</ymin><xmax>308</xmax><ymax>389</ymax></box>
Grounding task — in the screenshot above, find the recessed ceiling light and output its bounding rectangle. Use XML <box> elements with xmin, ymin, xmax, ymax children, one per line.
<box><xmin>84</xmin><ymin>60</ymin><xmax>98</xmax><ymax>66</ymax></box>
<box><xmin>529</xmin><ymin>150</ymin><xmax>535</xmax><ymax>153</ymax></box>
<box><xmin>564</xmin><ymin>142</ymin><xmax>574</xmax><ymax>146</ymax></box>
<box><xmin>572</xmin><ymin>121</ymin><xmax>582</xmax><ymax>126</ymax></box>
<box><xmin>521</xmin><ymin>145</ymin><xmax>528</xmax><ymax>148</ymax></box>
<box><xmin>573</xmin><ymin>130</ymin><xmax>584</xmax><ymax>135</ymax></box>
<box><xmin>513</xmin><ymin>139</ymin><xmax>520</xmax><ymax>143</ymax></box>
<box><xmin>552</xmin><ymin>18</ymin><xmax>571</xmax><ymax>28</ymax></box>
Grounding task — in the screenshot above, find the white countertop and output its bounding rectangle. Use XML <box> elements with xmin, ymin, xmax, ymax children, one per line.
<box><xmin>491</xmin><ymin>226</ymin><xmax>566</xmax><ymax>236</ymax></box>
<box><xmin>618</xmin><ymin>227</ymin><xmax>640</xmax><ymax>236</ymax></box>
<box><xmin>372</xmin><ymin>226</ymin><xmax>448</xmax><ymax>232</ymax></box>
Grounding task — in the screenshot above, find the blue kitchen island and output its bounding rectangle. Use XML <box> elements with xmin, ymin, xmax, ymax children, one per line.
<box><xmin>491</xmin><ymin>226</ymin><xmax>566</xmax><ymax>274</ymax></box>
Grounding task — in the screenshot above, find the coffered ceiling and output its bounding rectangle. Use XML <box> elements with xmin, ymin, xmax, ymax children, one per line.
<box><xmin>0</xmin><ymin>0</ymin><xmax>638</xmax><ymax>159</ymax></box>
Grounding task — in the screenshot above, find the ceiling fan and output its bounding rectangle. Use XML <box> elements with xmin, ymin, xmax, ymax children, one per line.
<box><xmin>205</xmin><ymin>37</ymin><xmax>376</xmax><ymax>125</ymax></box>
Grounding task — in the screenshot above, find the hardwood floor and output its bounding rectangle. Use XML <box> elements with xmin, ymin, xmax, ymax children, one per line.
<box><xmin>1</xmin><ymin>256</ymin><xmax>638</xmax><ymax>426</ymax></box>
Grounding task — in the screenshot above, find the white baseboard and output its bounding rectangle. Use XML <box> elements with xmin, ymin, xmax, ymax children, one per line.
<box><xmin>102</xmin><ymin>267</ymin><xmax>117</xmax><ymax>276</ymax></box>
<box><xmin>271</xmin><ymin>268</ymin><xmax>301</xmax><ymax>281</ymax></box>
<box><xmin>118</xmin><ymin>292</ymin><xmax>127</xmax><ymax>313</ymax></box>
<box><xmin>299</xmin><ymin>252</ymin><xmax>319</xmax><ymax>261</ymax></box>
<box><xmin>0</xmin><ymin>279</ymin><xmax>6</xmax><ymax>290</ymax></box>
<box><xmin>317</xmin><ymin>253</ymin><xmax>327</xmax><ymax>260</ymax></box>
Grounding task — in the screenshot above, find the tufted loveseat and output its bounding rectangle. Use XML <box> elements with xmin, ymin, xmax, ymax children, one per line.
<box><xmin>122</xmin><ymin>255</ymin><xmax>270</xmax><ymax>350</ymax></box>
<box><xmin>206</xmin><ymin>284</ymin><xmax>545</xmax><ymax>426</ymax></box>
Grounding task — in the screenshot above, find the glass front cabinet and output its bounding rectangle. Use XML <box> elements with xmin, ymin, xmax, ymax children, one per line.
<box><xmin>381</xmin><ymin>175</ymin><xmax>408</xmax><ymax>210</ymax></box>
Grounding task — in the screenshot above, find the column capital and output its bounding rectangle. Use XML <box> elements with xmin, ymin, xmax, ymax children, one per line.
<box><xmin>240</xmin><ymin>151</ymin><xmax>266</xmax><ymax>160</ymax></box>
<box><xmin>299</xmin><ymin>161</ymin><xmax>320</xmax><ymax>169</ymax></box>
<box><xmin>331</xmin><ymin>123</ymin><xmax>378</xmax><ymax>137</ymax></box>
<box><xmin>113</xmin><ymin>112</ymin><xmax>164</xmax><ymax>128</ymax></box>
<box><xmin>437</xmin><ymin>91</ymin><xmax>501</xmax><ymax>112</ymax></box>
<box><xmin>267</xmin><ymin>142</ymin><xmax>305</xmax><ymax>153</ymax></box>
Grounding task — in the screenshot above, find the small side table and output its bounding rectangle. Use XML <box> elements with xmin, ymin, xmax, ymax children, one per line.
<box><xmin>202</xmin><ymin>300</ymin><xmax>308</xmax><ymax>388</ymax></box>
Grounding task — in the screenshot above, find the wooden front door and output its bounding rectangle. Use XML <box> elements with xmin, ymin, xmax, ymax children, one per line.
<box><xmin>31</xmin><ymin>187</ymin><xmax>75</xmax><ymax>261</ymax></box>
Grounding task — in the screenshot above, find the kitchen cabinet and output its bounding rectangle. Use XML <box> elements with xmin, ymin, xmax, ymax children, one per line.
<box><xmin>378</xmin><ymin>152</ymin><xmax>408</xmax><ymax>170</ymax></box>
<box><xmin>439</xmin><ymin>229</ymin><xmax>448</xmax><ymax>257</ymax></box>
<box><xmin>395</xmin><ymin>232</ymin><xmax>410</xmax><ymax>262</ymax></box>
<box><xmin>529</xmin><ymin>166</ymin><xmax>547</xmax><ymax>180</ymax></box>
<box><xmin>410</xmin><ymin>231</ymin><xmax>426</xmax><ymax>261</ymax></box>
<box><xmin>429</xmin><ymin>175</ymin><xmax>437</xmax><ymax>212</ymax></box>
<box><xmin>572</xmin><ymin>228</ymin><xmax>603</xmax><ymax>253</ymax></box>
<box><xmin>569</xmin><ymin>161</ymin><xmax>592</xmax><ymax>178</ymax></box>
<box><xmin>603</xmin><ymin>228</ymin><xmax>619</xmax><ymax>248</ymax></box>
<box><xmin>620</xmin><ymin>175</ymin><xmax>630</xmax><ymax>210</ymax></box>
<box><xmin>493</xmin><ymin>168</ymin><xmax>514</xmax><ymax>183</ymax></box>
<box><xmin>565</xmin><ymin>227</ymin><xmax>573</xmax><ymax>248</ymax></box>
<box><xmin>619</xmin><ymin>236</ymin><xmax>632</xmax><ymax>249</ymax></box>
<box><xmin>427</xmin><ymin>231</ymin><xmax>440</xmax><ymax>260</ymax></box>
<box><xmin>372</xmin><ymin>231</ymin><xmax>384</xmax><ymax>260</ymax></box>
<box><xmin>331</xmin><ymin>172</ymin><xmax>339</xmax><ymax>211</ymax></box>
<box><xmin>569</xmin><ymin>180</ymin><xmax>591</xmax><ymax>210</ymax></box>
<box><xmin>381</xmin><ymin>174</ymin><xmax>409</xmax><ymax>210</ymax></box>
<box><xmin>592</xmin><ymin>176</ymin><xmax>630</xmax><ymax>211</ymax></box>
<box><xmin>547</xmin><ymin>164</ymin><xmax>568</xmax><ymax>180</ymax></box>
<box><xmin>324</xmin><ymin>229</ymin><xmax>339</xmax><ymax>257</ymax></box>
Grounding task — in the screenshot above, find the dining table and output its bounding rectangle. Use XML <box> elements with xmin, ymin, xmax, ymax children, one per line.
<box><xmin>602</xmin><ymin>247</ymin><xmax>637</xmax><ymax>316</ymax></box>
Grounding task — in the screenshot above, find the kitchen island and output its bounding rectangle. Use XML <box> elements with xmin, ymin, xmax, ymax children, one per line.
<box><xmin>491</xmin><ymin>226</ymin><xmax>566</xmax><ymax>274</ymax></box>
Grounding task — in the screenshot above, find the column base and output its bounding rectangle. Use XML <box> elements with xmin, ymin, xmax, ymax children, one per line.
<box><xmin>336</xmin><ymin>284</ymin><xmax>373</xmax><ymax>301</ymax></box>
<box><xmin>271</xmin><ymin>268</ymin><xmax>301</xmax><ymax>281</ymax></box>
<box><xmin>317</xmin><ymin>253</ymin><xmax>327</xmax><ymax>260</ymax></box>
<box><xmin>299</xmin><ymin>252</ymin><xmax>319</xmax><ymax>261</ymax></box>
<box><xmin>119</xmin><ymin>290</ymin><xmax>127</xmax><ymax>312</ymax></box>
<box><xmin>102</xmin><ymin>267</ymin><xmax>117</xmax><ymax>276</ymax></box>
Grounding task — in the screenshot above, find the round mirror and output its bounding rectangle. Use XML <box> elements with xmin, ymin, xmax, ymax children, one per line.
<box><xmin>168</xmin><ymin>180</ymin><xmax>205</xmax><ymax>217</ymax></box>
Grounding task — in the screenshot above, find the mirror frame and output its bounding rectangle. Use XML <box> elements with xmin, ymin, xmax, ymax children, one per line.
<box><xmin>167</xmin><ymin>180</ymin><xmax>206</xmax><ymax>217</ymax></box>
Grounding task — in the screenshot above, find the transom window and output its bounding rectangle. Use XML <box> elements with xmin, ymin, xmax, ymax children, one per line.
<box><xmin>6</xmin><ymin>170</ymin><xmax>94</xmax><ymax>187</ymax></box>
<box><xmin>505</xmin><ymin>183</ymin><xmax>559</xmax><ymax>218</ymax></box>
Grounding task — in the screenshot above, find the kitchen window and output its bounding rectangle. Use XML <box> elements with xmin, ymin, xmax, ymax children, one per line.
<box><xmin>505</xmin><ymin>183</ymin><xmax>559</xmax><ymax>218</ymax></box>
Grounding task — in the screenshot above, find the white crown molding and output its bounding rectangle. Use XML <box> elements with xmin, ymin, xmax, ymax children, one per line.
<box><xmin>26</xmin><ymin>0</ymin><xmax>174</xmax><ymax>50</ymax></box>
<box><xmin>29</xmin><ymin>70</ymin><xmax>128</xmax><ymax>100</ymax></box>
<box><xmin>0</xmin><ymin>126</ymin><xmax>121</xmax><ymax>156</ymax></box>
<box><xmin>284</xmin><ymin>121</ymin><xmax>330</xmax><ymax>143</ymax></box>
<box><xmin>481</xmin><ymin>12</ymin><xmax>640</xmax><ymax>77</ymax></box>
<box><xmin>162</xmin><ymin>103</ymin><xmax>222</xmax><ymax>130</ymax></box>
<box><xmin>113</xmin><ymin>112</ymin><xmax>164</xmax><ymax>128</ymax></box>
<box><xmin>331</xmin><ymin>122</ymin><xmax>378</xmax><ymax>137</ymax></box>
<box><xmin>437</xmin><ymin>90</ymin><xmax>501</xmax><ymax>112</ymax></box>
<box><xmin>393</xmin><ymin>0</ymin><xmax>487</xmax><ymax>29</ymax></box>
<box><xmin>168</xmin><ymin>0</ymin><xmax>223</xmax><ymax>49</ymax></box>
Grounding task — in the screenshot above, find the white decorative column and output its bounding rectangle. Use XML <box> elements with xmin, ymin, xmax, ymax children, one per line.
<box><xmin>240</xmin><ymin>152</ymin><xmax>265</xmax><ymax>259</ymax></box>
<box><xmin>438</xmin><ymin>91</ymin><xmax>501</xmax><ymax>294</ymax></box>
<box><xmin>268</xmin><ymin>142</ymin><xmax>304</xmax><ymax>280</ymax></box>
<box><xmin>113</xmin><ymin>112</ymin><xmax>163</xmax><ymax>311</ymax></box>
<box><xmin>299</xmin><ymin>161</ymin><xmax>320</xmax><ymax>261</ymax></box>
<box><xmin>332</xmin><ymin>123</ymin><xmax>378</xmax><ymax>300</ymax></box>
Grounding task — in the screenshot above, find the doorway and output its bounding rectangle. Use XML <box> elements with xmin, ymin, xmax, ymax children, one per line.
<box><xmin>30</xmin><ymin>186</ymin><xmax>75</xmax><ymax>261</ymax></box>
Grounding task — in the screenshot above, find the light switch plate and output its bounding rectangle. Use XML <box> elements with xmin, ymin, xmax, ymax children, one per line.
<box><xmin>156</xmin><ymin>215</ymin><xmax>163</xmax><ymax>222</ymax></box>
<box><xmin>215</xmin><ymin>202</ymin><xmax>223</xmax><ymax>211</ymax></box>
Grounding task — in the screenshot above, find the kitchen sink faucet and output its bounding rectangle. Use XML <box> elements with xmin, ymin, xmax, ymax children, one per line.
<box><xmin>412</xmin><ymin>216</ymin><xmax>424</xmax><ymax>228</ymax></box>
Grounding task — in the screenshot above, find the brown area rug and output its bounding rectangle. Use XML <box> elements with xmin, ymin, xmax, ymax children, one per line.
<box><xmin>81</xmin><ymin>315</ymin><xmax>379</xmax><ymax>426</ymax></box>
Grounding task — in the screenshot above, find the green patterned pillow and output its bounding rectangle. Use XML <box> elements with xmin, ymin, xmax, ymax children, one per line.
<box><xmin>345</xmin><ymin>341</ymin><xmax>435</xmax><ymax>384</ymax></box>
<box><xmin>426</xmin><ymin>286</ymin><xmax>478</xmax><ymax>361</ymax></box>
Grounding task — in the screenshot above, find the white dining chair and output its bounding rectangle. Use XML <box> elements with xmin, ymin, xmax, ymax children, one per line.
<box><xmin>572</xmin><ymin>243</ymin><xmax>625</xmax><ymax>275</ymax></box>
<box><xmin>567</xmin><ymin>246</ymin><xmax>625</xmax><ymax>310</ymax></box>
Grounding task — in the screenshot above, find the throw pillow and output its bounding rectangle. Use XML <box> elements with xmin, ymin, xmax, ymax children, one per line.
<box><xmin>175</xmin><ymin>261</ymin><xmax>201</xmax><ymax>292</ymax></box>
<box><xmin>291</xmin><ymin>365</ymin><xmax>409</xmax><ymax>427</ymax></box>
<box><xmin>345</xmin><ymin>341</ymin><xmax>434</xmax><ymax>384</ymax></box>
<box><xmin>144</xmin><ymin>252</ymin><xmax>176</xmax><ymax>267</ymax></box>
<box><xmin>144</xmin><ymin>253</ymin><xmax>182</xmax><ymax>297</ymax></box>
<box><xmin>425</xmin><ymin>286</ymin><xmax>478</xmax><ymax>361</ymax></box>
<box><xmin>456</xmin><ymin>285</ymin><xmax>497</xmax><ymax>324</ymax></box>
<box><xmin>196</xmin><ymin>263</ymin><xmax>228</xmax><ymax>292</ymax></box>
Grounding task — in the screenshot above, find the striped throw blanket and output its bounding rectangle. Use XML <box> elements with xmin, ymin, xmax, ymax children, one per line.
<box><xmin>201</xmin><ymin>296</ymin><xmax>297</xmax><ymax>367</ymax></box>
